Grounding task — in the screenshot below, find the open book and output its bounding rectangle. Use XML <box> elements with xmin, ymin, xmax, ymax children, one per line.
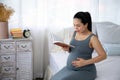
<box><xmin>50</xmin><ymin>33</ymin><xmax>75</xmax><ymax>48</ymax></box>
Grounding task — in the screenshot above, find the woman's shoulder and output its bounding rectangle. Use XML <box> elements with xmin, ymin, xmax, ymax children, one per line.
<box><xmin>90</xmin><ymin>32</ymin><xmax>97</xmax><ymax>37</ymax></box>
<box><xmin>90</xmin><ymin>33</ymin><xmax>100</xmax><ymax>43</ymax></box>
<box><xmin>87</xmin><ymin>32</ymin><xmax>96</xmax><ymax>39</ymax></box>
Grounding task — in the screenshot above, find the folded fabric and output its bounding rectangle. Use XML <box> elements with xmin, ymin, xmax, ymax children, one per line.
<box><xmin>10</xmin><ymin>28</ymin><xmax>23</xmax><ymax>38</ymax></box>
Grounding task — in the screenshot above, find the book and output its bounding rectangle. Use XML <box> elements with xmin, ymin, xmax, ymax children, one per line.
<box><xmin>53</xmin><ymin>41</ymin><xmax>75</xmax><ymax>48</ymax></box>
<box><xmin>50</xmin><ymin>32</ymin><xmax>75</xmax><ymax>48</ymax></box>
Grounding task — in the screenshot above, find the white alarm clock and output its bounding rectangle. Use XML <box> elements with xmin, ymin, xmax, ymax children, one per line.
<box><xmin>23</xmin><ymin>29</ymin><xmax>31</xmax><ymax>38</ymax></box>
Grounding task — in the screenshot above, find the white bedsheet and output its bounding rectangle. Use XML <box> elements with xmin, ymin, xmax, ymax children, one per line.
<box><xmin>49</xmin><ymin>52</ymin><xmax>68</xmax><ymax>75</ymax></box>
<box><xmin>45</xmin><ymin>52</ymin><xmax>120</xmax><ymax>80</ymax></box>
<box><xmin>95</xmin><ymin>56</ymin><xmax>120</xmax><ymax>80</ymax></box>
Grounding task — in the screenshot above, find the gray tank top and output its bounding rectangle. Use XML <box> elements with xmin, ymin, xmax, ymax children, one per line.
<box><xmin>67</xmin><ymin>31</ymin><xmax>96</xmax><ymax>71</ymax></box>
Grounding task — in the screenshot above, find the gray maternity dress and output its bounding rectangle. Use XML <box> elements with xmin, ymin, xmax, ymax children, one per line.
<box><xmin>50</xmin><ymin>32</ymin><xmax>96</xmax><ymax>80</ymax></box>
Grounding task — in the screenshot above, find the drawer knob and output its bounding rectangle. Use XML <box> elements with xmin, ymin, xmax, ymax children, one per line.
<box><xmin>16</xmin><ymin>67</ymin><xmax>19</xmax><ymax>70</ymax></box>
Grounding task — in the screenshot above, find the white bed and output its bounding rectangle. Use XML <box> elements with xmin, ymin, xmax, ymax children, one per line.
<box><xmin>44</xmin><ymin>52</ymin><xmax>120</xmax><ymax>80</ymax></box>
<box><xmin>44</xmin><ymin>22</ymin><xmax>120</xmax><ymax>80</ymax></box>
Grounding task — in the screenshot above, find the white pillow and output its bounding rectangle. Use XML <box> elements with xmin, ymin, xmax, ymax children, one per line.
<box><xmin>48</xmin><ymin>32</ymin><xmax>64</xmax><ymax>53</ymax></box>
<box><xmin>103</xmin><ymin>43</ymin><xmax>120</xmax><ymax>56</ymax></box>
<box><xmin>96</xmin><ymin>22</ymin><xmax>120</xmax><ymax>44</ymax></box>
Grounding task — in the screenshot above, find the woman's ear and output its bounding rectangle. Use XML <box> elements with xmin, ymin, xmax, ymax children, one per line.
<box><xmin>85</xmin><ymin>23</ymin><xmax>88</xmax><ymax>28</ymax></box>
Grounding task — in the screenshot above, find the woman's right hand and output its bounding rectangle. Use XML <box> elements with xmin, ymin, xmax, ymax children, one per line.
<box><xmin>61</xmin><ymin>46</ymin><xmax>69</xmax><ymax>51</ymax></box>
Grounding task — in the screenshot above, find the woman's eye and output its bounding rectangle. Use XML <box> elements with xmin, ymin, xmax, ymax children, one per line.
<box><xmin>76</xmin><ymin>25</ymin><xmax>80</xmax><ymax>27</ymax></box>
<box><xmin>74</xmin><ymin>24</ymin><xmax>81</xmax><ymax>27</ymax></box>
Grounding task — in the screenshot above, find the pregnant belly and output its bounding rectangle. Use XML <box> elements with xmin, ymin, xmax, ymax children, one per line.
<box><xmin>67</xmin><ymin>53</ymin><xmax>94</xmax><ymax>71</ymax></box>
<box><xmin>67</xmin><ymin>54</ymin><xmax>82</xmax><ymax>70</ymax></box>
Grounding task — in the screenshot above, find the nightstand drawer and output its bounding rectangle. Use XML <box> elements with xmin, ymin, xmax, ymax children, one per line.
<box><xmin>16</xmin><ymin>41</ymin><xmax>32</xmax><ymax>52</ymax></box>
<box><xmin>0</xmin><ymin>42</ymin><xmax>15</xmax><ymax>52</ymax></box>
<box><xmin>1</xmin><ymin>66</ymin><xmax>15</xmax><ymax>74</ymax></box>
<box><xmin>0</xmin><ymin>54</ymin><xmax>15</xmax><ymax>63</ymax></box>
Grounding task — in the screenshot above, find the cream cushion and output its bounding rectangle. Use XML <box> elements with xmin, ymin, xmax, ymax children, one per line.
<box><xmin>95</xmin><ymin>22</ymin><xmax>120</xmax><ymax>44</ymax></box>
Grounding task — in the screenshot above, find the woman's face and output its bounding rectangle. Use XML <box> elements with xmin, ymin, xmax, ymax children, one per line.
<box><xmin>73</xmin><ymin>18</ymin><xmax>88</xmax><ymax>33</ymax></box>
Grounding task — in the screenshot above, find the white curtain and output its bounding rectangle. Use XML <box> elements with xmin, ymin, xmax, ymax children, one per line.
<box><xmin>1</xmin><ymin>0</ymin><xmax>120</xmax><ymax>79</ymax></box>
<box><xmin>99</xmin><ymin>0</ymin><xmax>120</xmax><ymax>24</ymax></box>
<box><xmin>46</xmin><ymin>0</ymin><xmax>99</xmax><ymax>32</ymax></box>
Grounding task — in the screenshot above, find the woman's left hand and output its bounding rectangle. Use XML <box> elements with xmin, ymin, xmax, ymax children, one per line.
<box><xmin>72</xmin><ymin>58</ymin><xmax>86</xmax><ymax>68</ymax></box>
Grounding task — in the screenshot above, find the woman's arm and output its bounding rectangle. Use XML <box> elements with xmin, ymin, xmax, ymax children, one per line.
<box><xmin>85</xmin><ymin>35</ymin><xmax>107</xmax><ymax>65</ymax></box>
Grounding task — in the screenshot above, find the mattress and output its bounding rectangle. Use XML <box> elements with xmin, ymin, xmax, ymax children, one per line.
<box><xmin>46</xmin><ymin>52</ymin><xmax>120</xmax><ymax>80</ymax></box>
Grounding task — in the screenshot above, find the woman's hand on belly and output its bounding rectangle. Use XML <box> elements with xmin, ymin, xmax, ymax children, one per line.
<box><xmin>72</xmin><ymin>58</ymin><xmax>87</xmax><ymax>68</ymax></box>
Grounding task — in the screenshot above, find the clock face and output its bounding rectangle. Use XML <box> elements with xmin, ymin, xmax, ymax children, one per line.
<box><xmin>23</xmin><ymin>30</ymin><xmax>31</xmax><ymax>38</ymax></box>
<box><xmin>25</xmin><ymin>31</ymin><xmax>30</xmax><ymax>37</ymax></box>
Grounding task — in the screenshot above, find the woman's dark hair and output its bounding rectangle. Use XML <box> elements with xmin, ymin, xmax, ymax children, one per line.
<box><xmin>73</xmin><ymin>12</ymin><xmax>92</xmax><ymax>31</ymax></box>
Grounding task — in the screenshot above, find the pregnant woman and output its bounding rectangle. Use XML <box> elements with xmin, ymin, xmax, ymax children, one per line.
<box><xmin>50</xmin><ymin>11</ymin><xmax>107</xmax><ymax>80</ymax></box>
